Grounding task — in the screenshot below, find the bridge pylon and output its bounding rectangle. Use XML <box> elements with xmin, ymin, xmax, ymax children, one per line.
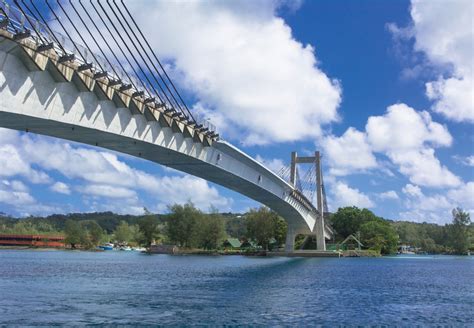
<box><xmin>286</xmin><ymin>151</ymin><xmax>326</xmax><ymax>251</ymax></box>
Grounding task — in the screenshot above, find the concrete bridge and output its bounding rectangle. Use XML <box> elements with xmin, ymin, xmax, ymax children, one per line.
<box><xmin>0</xmin><ymin>2</ymin><xmax>334</xmax><ymax>251</ymax></box>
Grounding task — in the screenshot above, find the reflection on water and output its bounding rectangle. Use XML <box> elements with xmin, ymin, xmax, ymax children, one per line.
<box><xmin>0</xmin><ymin>250</ymin><xmax>472</xmax><ymax>325</ymax></box>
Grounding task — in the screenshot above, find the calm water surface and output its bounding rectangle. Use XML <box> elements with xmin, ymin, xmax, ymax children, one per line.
<box><xmin>0</xmin><ymin>250</ymin><xmax>472</xmax><ymax>325</ymax></box>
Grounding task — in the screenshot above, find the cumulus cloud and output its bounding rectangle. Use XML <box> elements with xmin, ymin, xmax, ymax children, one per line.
<box><xmin>379</xmin><ymin>190</ymin><xmax>399</xmax><ymax>200</ymax></box>
<box><xmin>50</xmin><ymin>182</ymin><xmax>71</xmax><ymax>195</ymax></box>
<box><xmin>391</xmin><ymin>0</ymin><xmax>473</xmax><ymax>122</ymax></box>
<box><xmin>366</xmin><ymin>103</ymin><xmax>452</xmax><ymax>151</ymax></box>
<box><xmin>321</xmin><ymin>103</ymin><xmax>460</xmax><ymax>187</ymax></box>
<box><xmin>366</xmin><ymin>103</ymin><xmax>460</xmax><ymax>187</ymax></box>
<box><xmin>402</xmin><ymin>183</ymin><xmax>423</xmax><ymax>197</ymax></box>
<box><xmin>400</xmin><ymin>181</ymin><xmax>474</xmax><ymax>224</ymax></box>
<box><xmin>322</xmin><ymin>127</ymin><xmax>378</xmax><ymax>176</ymax></box>
<box><xmin>0</xmin><ymin>180</ymin><xmax>35</xmax><ymax>206</ymax></box>
<box><xmin>0</xmin><ymin>130</ymin><xmax>51</xmax><ymax>184</ymax></box>
<box><xmin>123</xmin><ymin>0</ymin><xmax>342</xmax><ymax>144</ymax></box>
<box><xmin>330</xmin><ymin>181</ymin><xmax>374</xmax><ymax>210</ymax></box>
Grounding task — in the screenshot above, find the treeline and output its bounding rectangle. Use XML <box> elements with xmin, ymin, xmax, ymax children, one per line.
<box><xmin>331</xmin><ymin>207</ymin><xmax>473</xmax><ymax>255</ymax></box>
<box><xmin>1</xmin><ymin>205</ymin><xmax>472</xmax><ymax>254</ymax></box>
<box><xmin>0</xmin><ymin>204</ymin><xmax>287</xmax><ymax>251</ymax></box>
<box><xmin>392</xmin><ymin>208</ymin><xmax>473</xmax><ymax>254</ymax></box>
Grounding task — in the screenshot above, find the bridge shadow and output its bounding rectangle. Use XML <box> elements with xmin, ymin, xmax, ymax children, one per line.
<box><xmin>93</xmin><ymin>100</ymin><xmax>117</xmax><ymax>129</ymax></box>
<box><xmin>55</xmin><ymin>83</ymin><xmax>79</xmax><ymax>115</ymax></box>
<box><xmin>1</xmin><ymin>56</ymin><xmax>58</xmax><ymax>111</ymax></box>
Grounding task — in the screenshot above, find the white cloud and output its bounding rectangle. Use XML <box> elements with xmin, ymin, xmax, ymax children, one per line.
<box><xmin>0</xmin><ymin>134</ymin><xmax>51</xmax><ymax>184</ymax></box>
<box><xmin>453</xmin><ymin>155</ymin><xmax>474</xmax><ymax>167</ymax></box>
<box><xmin>50</xmin><ymin>182</ymin><xmax>71</xmax><ymax>195</ymax></box>
<box><xmin>321</xmin><ymin>103</ymin><xmax>460</xmax><ymax>187</ymax></box>
<box><xmin>330</xmin><ymin>182</ymin><xmax>374</xmax><ymax>210</ymax></box>
<box><xmin>322</xmin><ymin>128</ymin><xmax>378</xmax><ymax>176</ymax></box>
<box><xmin>77</xmin><ymin>184</ymin><xmax>137</xmax><ymax>199</ymax></box>
<box><xmin>447</xmin><ymin>181</ymin><xmax>474</xmax><ymax>207</ymax></box>
<box><xmin>153</xmin><ymin>175</ymin><xmax>232</xmax><ymax>212</ymax></box>
<box><xmin>124</xmin><ymin>0</ymin><xmax>342</xmax><ymax>144</ymax></box>
<box><xmin>0</xmin><ymin>180</ymin><xmax>35</xmax><ymax>205</ymax></box>
<box><xmin>388</xmin><ymin>148</ymin><xmax>461</xmax><ymax>187</ymax></box>
<box><xmin>366</xmin><ymin>103</ymin><xmax>460</xmax><ymax>187</ymax></box>
<box><xmin>399</xmin><ymin>181</ymin><xmax>474</xmax><ymax>224</ymax></box>
<box><xmin>402</xmin><ymin>183</ymin><xmax>423</xmax><ymax>197</ymax></box>
<box><xmin>379</xmin><ymin>190</ymin><xmax>399</xmax><ymax>200</ymax></box>
<box><xmin>426</xmin><ymin>77</ymin><xmax>473</xmax><ymax>122</ymax></box>
<box><xmin>366</xmin><ymin>103</ymin><xmax>452</xmax><ymax>152</ymax></box>
<box><xmin>392</xmin><ymin>0</ymin><xmax>473</xmax><ymax>122</ymax></box>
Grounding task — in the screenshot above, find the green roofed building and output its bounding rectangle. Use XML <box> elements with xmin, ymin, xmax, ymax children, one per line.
<box><xmin>222</xmin><ymin>238</ymin><xmax>242</xmax><ymax>249</ymax></box>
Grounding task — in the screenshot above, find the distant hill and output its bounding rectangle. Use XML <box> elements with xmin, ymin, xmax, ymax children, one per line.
<box><xmin>0</xmin><ymin>211</ymin><xmax>244</xmax><ymax>234</ymax></box>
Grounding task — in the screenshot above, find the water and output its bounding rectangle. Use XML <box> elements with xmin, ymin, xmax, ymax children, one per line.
<box><xmin>0</xmin><ymin>250</ymin><xmax>472</xmax><ymax>325</ymax></box>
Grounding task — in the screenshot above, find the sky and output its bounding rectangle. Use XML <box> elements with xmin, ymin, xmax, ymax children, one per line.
<box><xmin>0</xmin><ymin>0</ymin><xmax>472</xmax><ymax>224</ymax></box>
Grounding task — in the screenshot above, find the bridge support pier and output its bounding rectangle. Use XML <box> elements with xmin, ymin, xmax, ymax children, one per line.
<box><xmin>285</xmin><ymin>226</ymin><xmax>296</xmax><ymax>252</ymax></box>
<box><xmin>316</xmin><ymin>220</ymin><xmax>326</xmax><ymax>251</ymax></box>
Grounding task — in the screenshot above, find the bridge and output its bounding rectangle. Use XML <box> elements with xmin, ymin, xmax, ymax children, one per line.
<box><xmin>0</xmin><ymin>1</ymin><xmax>334</xmax><ymax>252</ymax></box>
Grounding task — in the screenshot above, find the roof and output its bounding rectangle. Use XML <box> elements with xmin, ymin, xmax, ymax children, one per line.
<box><xmin>223</xmin><ymin>238</ymin><xmax>241</xmax><ymax>248</ymax></box>
<box><xmin>341</xmin><ymin>234</ymin><xmax>364</xmax><ymax>247</ymax></box>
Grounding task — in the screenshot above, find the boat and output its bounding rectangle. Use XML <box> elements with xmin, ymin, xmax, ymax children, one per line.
<box><xmin>119</xmin><ymin>246</ymin><xmax>132</xmax><ymax>251</ymax></box>
<box><xmin>98</xmin><ymin>243</ymin><xmax>114</xmax><ymax>251</ymax></box>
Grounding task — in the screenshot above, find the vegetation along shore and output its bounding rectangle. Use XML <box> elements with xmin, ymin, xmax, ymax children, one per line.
<box><xmin>0</xmin><ymin>205</ymin><xmax>472</xmax><ymax>255</ymax></box>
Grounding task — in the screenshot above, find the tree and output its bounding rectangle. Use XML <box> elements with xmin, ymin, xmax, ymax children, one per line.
<box><xmin>82</xmin><ymin>220</ymin><xmax>104</xmax><ymax>247</ymax></box>
<box><xmin>138</xmin><ymin>215</ymin><xmax>160</xmax><ymax>246</ymax></box>
<box><xmin>331</xmin><ymin>207</ymin><xmax>380</xmax><ymax>240</ymax></box>
<box><xmin>273</xmin><ymin>217</ymin><xmax>288</xmax><ymax>247</ymax></box>
<box><xmin>64</xmin><ymin>220</ymin><xmax>87</xmax><ymax>249</ymax></box>
<box><xmin>114</xmin><ymin>221</ymin><xmax>132</xmax><ymax>244</ymax></box>
<box><xmin>196</xmin><ymin>212</ymin><xmax>226</xmax><ymax>250</ymax></box>
<box><xmin>225</xmin><ymin>215</ymin><xmax>247</xmax><ymax>239</ymax></box>
<box><xmin>245</xmin><ymin>207</ymin><xmax>283</xmax><ymax>250</ymax></box>
<box><xmin>360</xmin><ymin>220</ymin><xmax>398</xmax><ymax>255</ymax></box>
<box><xmin>448</xmin><ymin>208</ymin><xmax>471</xmax><ymax>254</ymax></box>
<box><xmin>166</xmin><ymin>202</ymin><xmax>202</xmax><ymax>247</ymax></box>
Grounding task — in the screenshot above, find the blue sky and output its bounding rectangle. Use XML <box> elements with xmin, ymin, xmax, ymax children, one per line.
<box><xmin>0</xmin><ymin>0</ymin><xmax>472</xmax><ymax>224</ymax></box>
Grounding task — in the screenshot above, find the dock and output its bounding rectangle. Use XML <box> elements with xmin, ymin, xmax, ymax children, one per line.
<box><xmin>267</xmin><ymin>250</ymin><xmax>342</xmax><ymax>257</ymax></box>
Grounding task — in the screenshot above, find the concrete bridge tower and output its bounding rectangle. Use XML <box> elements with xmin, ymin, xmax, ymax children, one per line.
<box><xmin>286</xmin><ymin>151</ymin><xmax>326</xmax><ymax>251</ymax></box>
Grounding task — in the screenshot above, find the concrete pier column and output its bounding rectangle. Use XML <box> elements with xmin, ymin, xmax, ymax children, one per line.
<box><xmin>316</xmin><ymin>223</ymin><xmax>326</xmax><ymax>251</ymax></box>
<box><xmin>285</xmin><ymin>226</ymin><xmax>296</xmax><ymax>252</ymax></box>
<box><xmin>315</xmin><ymin>151</ymin><xmax>326</xmax><ymax>251</ymax></box>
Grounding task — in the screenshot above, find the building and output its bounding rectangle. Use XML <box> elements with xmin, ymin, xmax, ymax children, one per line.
<box><xmin>222</xmin><ymin>238</ymin><xmax>242</xmax><ymax>249</ymax></box>
<box><xmin>0</xmin><ymin>234</ymin><xmax>65</xmax><ymax>248</ymax></box>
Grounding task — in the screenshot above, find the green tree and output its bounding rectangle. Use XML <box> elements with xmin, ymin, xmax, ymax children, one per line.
<box><xmin>64</xmin><ymin>220</ymin><xmax>87</xmax><ymax>249</ymax></box>
<box><xmin>273</xmin><ymin>217</ymin><xmax>288</xmax><ymax>247</ymax></box>
<box><xmin>196</xmin><ymin>212</ymin><xmax>226</xmax><ymax>250</ymax></box>
<box><xmin>82</xmin><ymin>220</ymin><xmax>104</xmax><ymax>247</ymax></box>
<box><xmin>166</xmin><ymin>202</ymin><xmax>202</xmax><ymax>247</ymax></box>
<box><xmin>225</xmin><ymin>215</ymin><xmax>247</xmax><ymax>238</ymax></box>
<box><xmin>245</xmin><ymin>207</ymin><xmax>282</xmax><ymax>250</ymax></box>
<box><xmin>360</xmin><ymin>220</ymin><xmax>398</xmax><ymax>255</ymax></box>
<box><xmin>138</xmin><ymin>215</ymin><xmax>160</xmax><ymax>246</ymax></box>
<box><xmin>331</xmin><ymin>206</ymin><xmax>380</xmax><ymax>240</ymax></box>
<box><xmin>129</xmin><ymin>224</ymin><xmax>143</xmax><ymax>246</ymax></box>
<box><xmin>114</xmin><ymin>221</ymin><xmax>132</xmax><ymax>244</ymax></box>
<box><xmin>448</xmin><ymin>208</ymin><xmax>471</xmax><ymax>254</ymax></box>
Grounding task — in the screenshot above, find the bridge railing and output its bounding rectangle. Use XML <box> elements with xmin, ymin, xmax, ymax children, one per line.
<box><xmin>0</xmin><ymin>1</ymin><xmax>218</xmax><ymax>137</ymax></box>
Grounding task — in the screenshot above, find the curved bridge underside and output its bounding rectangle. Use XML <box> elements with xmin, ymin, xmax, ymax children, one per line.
<box><xmin>0</xmin><ymin>34</ymin><xmax>333</xmax><ymax>240</ymax></box>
